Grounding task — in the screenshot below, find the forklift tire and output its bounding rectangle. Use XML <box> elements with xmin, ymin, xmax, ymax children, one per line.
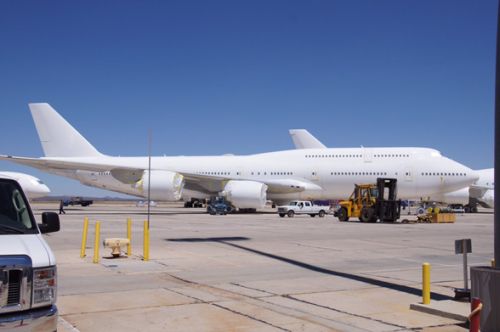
<box><xmin>360</xmin><ymin>208</ymin><xmax>374</xmax><ymax>223</ymax></box>
<box><xmin>337</xmin><ymin>207</ymin><xmax>349</xmax><ymax>222</ymax></box>
<box><xmin>318</xmin><ymin>210</ymin><xmax>326</xmax><ymax>218</ymax></box>
<box><xmin>287</xmin><ymin>210</ymin><xmax>295</xmax><ymax>218</ymax></box>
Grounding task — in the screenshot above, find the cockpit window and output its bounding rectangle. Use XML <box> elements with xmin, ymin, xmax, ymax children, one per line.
<box><xmin>0</xmin><ymin>180</ymin><xmax>36</xmax><ymax>234</ymax></box>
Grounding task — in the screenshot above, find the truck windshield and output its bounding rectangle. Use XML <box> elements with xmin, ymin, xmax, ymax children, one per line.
<box><xmin>0</xmin><ymin>180</ymin><xmax>36</xmax><ymax>234</ymax></box>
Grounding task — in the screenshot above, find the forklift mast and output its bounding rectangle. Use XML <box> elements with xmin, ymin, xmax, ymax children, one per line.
<box><xmin>375</xmin><ymin>178</ymin><xmax>401</xmax><ymax>222</ymax></box>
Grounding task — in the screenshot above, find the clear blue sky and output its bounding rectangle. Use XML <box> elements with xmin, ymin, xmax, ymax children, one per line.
<box><xmin>0</xmin><ymin>0</ymin><xmax>497</xmax><ymax>197</ymax></box>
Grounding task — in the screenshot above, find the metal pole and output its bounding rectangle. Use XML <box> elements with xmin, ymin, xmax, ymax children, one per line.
<box><xmin>495</xmin><ymin>1</ymin><xmax>500</xmax><ymax>270</ymax></box>
<box><xmin>463</xmin><ymin>239</ymin><xmax>468</xmax><ymax>290</ymax></box>
<box><xmin>127</xmin><ymin>218</ymin><xmax>132</xmax><ymax>256</ymax></box>
<box><xmin>93</xmin><ymin>221</ymin><xmax>101</xmax><ymax>264</ymax></box>
<box><xmin>422</xmin><ymin>262</ymin><xmax>430</xmax><ymax>304</ymax></box>
<box><xmin>470</xmin><ymin>297</ymin><xmax>482</xmax><ymax>332</ymax></box>
<box><xmin>80</xmin><ymin>216</ymin><xmax>89</xmax><ymax>258</ymax></box>
<box><xmin>143</xmin><ymin>220</ymin><xmax>149</xmax><ymax>261</ymax></box>
<box><xmin>147</xmin><ymin>130</ymin><xmax>152</xmax><ymax>229</ymax></box>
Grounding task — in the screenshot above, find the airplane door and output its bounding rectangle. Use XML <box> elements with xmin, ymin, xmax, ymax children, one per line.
<box><xmin>363</xmin><ymin>148</ymin><xmax>373</xmax><ymax>163</ymax></box>
<box><xmin>404</xmin><ymin>167</ymin><xmax>413</xmax><ymax>182</ymax></box>
<box><xmin>311</xmin><ymin>170</ymin><xmax>320</xmax><ymax>182</ymax></box>
<box><xmin>403</xmin><ymin>166</ymin><xmax>417</xmax><ymax>197</ymax></box>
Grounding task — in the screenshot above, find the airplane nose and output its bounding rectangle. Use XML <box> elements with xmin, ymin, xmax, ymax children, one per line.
<box><xmin>41</xmin><ymin>184</ymin><xmax>51</xmax><ymax>194</ymax></box>
<box><xmin>469</xmin><ymin>171</ymin><xmax>480</xmax><ymax>184</ymax></box>
<box><xmin>440</xmin><ymin>159</ymin><xmax>479</xmax><ymax>192</ymax></box>
<box><xmin>456</xmin><ymin>166</ymin><xmax>479</xmax><ymax>190</ymax></box>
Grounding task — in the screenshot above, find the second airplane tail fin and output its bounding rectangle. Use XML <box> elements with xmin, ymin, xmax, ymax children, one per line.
<box><xmin>289</xmin><ymin>129</ymin><xmax>327</xmax><ymax>149</ymax></box>
<box><xmin>29</xmin><ymin>103</ymin><xmax>103</xmax><ymax>157</ymax></box>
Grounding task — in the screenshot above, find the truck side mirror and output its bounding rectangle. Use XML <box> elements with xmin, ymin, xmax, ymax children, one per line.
<box><xmin>38</xmin><ymin>212</ymin><xmax>60</xmax><ymax>234</ymax></box>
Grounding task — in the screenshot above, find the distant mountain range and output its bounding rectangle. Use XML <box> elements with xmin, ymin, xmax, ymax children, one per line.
<box><xmin>33</xmin><ymin>195</ymin><xmax>140</xmax><ymax>202</ymax></box>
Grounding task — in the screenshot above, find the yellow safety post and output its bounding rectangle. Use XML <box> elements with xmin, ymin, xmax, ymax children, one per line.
<box><xmin>80</xmin><ymin>217</ymin><xmax>89</xmax><ymax>258</ymax></box>
<box><xmin>93</xmin><ymin>221</ymin><xmax>101</xmax><ymax>264</ymax></box>
<box><xmin>492</xmin><ymin>259</ymin><xmax>496</xmax><ymax>268</ymax></box>
<box><xmin>422</xmin><ymin>262</ymin><xmax>431</xmax><ymax>304</ymax></box>
<box><xmin>127</xmin><ymin>218</ymin><xmax>132</xmax><ymax>256</ymax></box>
<box><xmin>143</xmin><ymin>220</ymin><xmax>149</xmax><ymax>261</ymax></box>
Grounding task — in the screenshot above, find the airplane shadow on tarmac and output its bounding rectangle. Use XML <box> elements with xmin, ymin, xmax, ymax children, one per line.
<box><xmin>167</xmin><ymin>236</ymin><xmax>452</xmax><ymax>301</ymax></box>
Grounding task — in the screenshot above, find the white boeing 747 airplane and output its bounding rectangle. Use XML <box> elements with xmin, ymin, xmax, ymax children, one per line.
<box><xmin>289</xmin><ymin>129</ymin><xmax>494</xmax><ymax>210</ymax></box>
<box><xmin>0</xmin><ymin>104</ymin><xmax>478</xmax><ymax>209</ymax></box>
<box><xmin>0</xmin><ymin>171</ymin><xmax>50</xmax><ymax>199</ymax></box>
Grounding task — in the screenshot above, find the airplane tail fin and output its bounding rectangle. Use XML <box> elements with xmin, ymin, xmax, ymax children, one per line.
<box><xmin>29</xmin><ymin>103</ymin><xmax>103</xmax><ymax>157</ymax></box>
<box><xmin>289</xmin><ymin>129</ymin><xmax>327</xmax><ymax>149</ymax></box>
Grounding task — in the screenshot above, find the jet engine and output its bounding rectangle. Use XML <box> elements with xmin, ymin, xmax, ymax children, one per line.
<box><xmin>137</xmin><ymin>170</ymin><xmax>184</xmax><ymax>201</ymax></box>
<box><xmin>222</xmin><ymin>180</ymin><xmax>268</xmax><ymax>209</ymax></box>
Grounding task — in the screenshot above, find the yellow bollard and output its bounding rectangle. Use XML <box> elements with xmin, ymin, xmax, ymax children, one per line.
<box><xmin>93</xmin><ymin>222</ymin><xmax>101</xmax><ymax>264</ymax></box>
<box><xmin>143</xmin><ymin>220</ymin><xmax>149</xmax><ymax>261</ymax></box>
<box><xmin>422</xmin><ymin>262</ymin><xmax>431</xmax><ymax>304</ymax></box>
<box><xmin>80</xmin><ymin>217</ymin><xmax>89</xmax><ymax>258</ymax></box>
<box><xmin>492</xmin><ymin>259</ymin><xmax>496</xmax><ymax>268</ymax></box>
<box><xmin>127</xmin><ymin>218</ymin><xmax>132</xmax><ymax>256</ymax></box>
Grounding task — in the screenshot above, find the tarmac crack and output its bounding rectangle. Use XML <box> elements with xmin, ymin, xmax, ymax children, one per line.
<box><xmin>162</xmin><ymin>274</ymin><xmax>360</xmax><ymax>331</ymax></box>
<box><xmin>230</xmin><ymin>282</ymin><xmax>278</xmax><ymax>296</ymax></box>
<box><xmin>211</xmin><ymin>303</ymin><xmax>292</xmax><ymax>332</ymax></box>
<box><xmin>227</xmin><ymin>283</ymin><xmax>413</xmax><ymax>331</ymax></box>
<box><xmin>283</xmin><ymin>294</ymin><xmax>408</xmax><ymax>330</ymax></box>
<box><xmin>292</xmin><ymin>242</ymin><xmax>343</xmax><ymax>251</ymax></box>
<box><xmin>163</xmin><ymin>285</ymin><xmax>292</xmax><ymax>331</ymax></box>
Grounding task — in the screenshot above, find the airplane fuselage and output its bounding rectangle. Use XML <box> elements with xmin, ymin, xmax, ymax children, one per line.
<box><xmin>52</xmin><ymin>147</ymin><xmax>476</xmax><ymax>202</ymax></box>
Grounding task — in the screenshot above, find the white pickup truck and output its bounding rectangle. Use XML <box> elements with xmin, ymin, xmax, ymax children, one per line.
<box><xmin>0</xmin><ymin>177</ymin><xmax>60</xmax><ymax>331</ymax></box>
<box><xmin>277</xmin><ymin>201</ymin><xmax>329</xmax><ymax>218</ymax></box>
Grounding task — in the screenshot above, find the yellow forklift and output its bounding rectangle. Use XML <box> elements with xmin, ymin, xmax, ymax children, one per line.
<box><xmin>334</xmin><ymin>178</ymin><xmax>401</xmax><ymax>222</ymax></box>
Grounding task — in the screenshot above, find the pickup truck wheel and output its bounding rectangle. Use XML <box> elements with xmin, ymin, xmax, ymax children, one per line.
<box><xmin>310</xmin><ymin>214</ymin><xmax>316</xmax><ymax>217</ymax></box>
<box><xmin>337</xmin><ymin>207</ymin><xmax>349</xmax><ymax>222</ymax></box>
<box><xmin>318</xmin><ymin>210</ymin><xmax>325</xmax><ymax>218</ymax></box>
<box><xmin>279</xmin><ymin>213</ymin><xmax>285</xmax><ymax>217</ymax></box>
<box><xmin>287</xmin><ymin>210</ymin><xmax>295</xmax><ymax>218</ymax></box>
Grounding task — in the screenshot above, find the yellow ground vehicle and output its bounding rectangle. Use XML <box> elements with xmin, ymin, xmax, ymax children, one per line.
<box><xmin>335</xmin><ymin>178</ymin><xmax>401</xmax><ymax>222</ymax></box>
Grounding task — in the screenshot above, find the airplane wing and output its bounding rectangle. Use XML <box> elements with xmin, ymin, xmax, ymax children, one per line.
<box><xmin>0</xmin><ymin>155</ymin><xmax>318</xmax><ymax>195</ymax></box>
<box><xmin>181</xmin><ymin>174</ymin><xmax>321</xmax><ymax>194</ymax></box>
<box><xmin>0</xmin><ymin>155</ymin><xmax>136</xmax><ymax>173</ymax></box>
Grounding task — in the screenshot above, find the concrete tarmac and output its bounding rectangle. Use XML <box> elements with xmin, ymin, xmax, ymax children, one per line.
<box><xmin>33</xmin><ymin>202</ymin><xmax>493</xmax><ymax>331</ymax></box>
